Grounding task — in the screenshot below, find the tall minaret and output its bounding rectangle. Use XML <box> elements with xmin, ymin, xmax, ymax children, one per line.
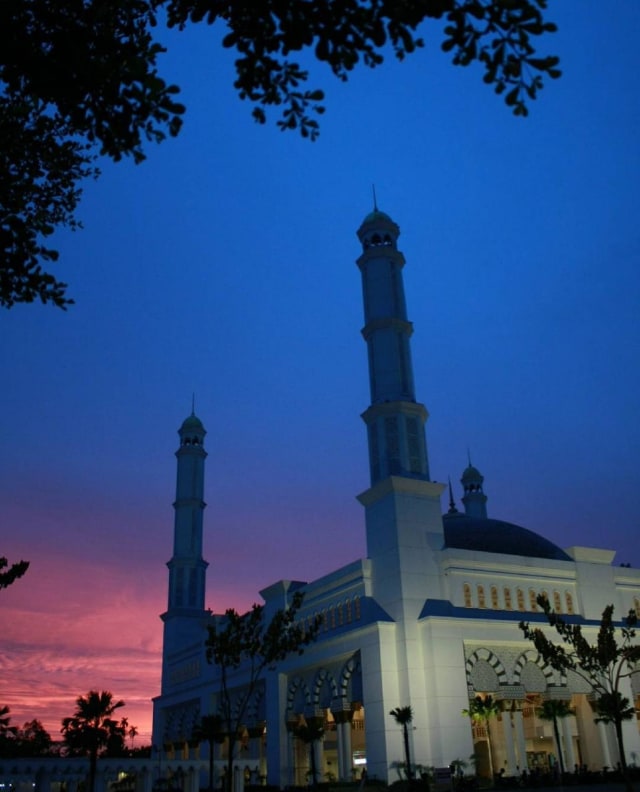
<box><xmin>357</xmin><ymin>208</ymin><xmax>429</xmax><ymax>483</ymax></box>
<box><xmin>355</xmin><ymin>208</ymin><xmax>446</xmax><ymax>774</ymax></box>
<box><xmin>356</xmin><ymin>207</ymin><xmax>445</xmax><ymax>609</ymax></box>
<box><xmin>161</xmin><ymin>411</ymin><xmax>209</xmax><ymax>653</ymax></box>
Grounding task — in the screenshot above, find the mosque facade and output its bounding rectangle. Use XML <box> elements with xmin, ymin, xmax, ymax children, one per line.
<box><xmin>152</xmin><ymin>209</ymin><xmax>640</xmax><ymax>788</ymax></box>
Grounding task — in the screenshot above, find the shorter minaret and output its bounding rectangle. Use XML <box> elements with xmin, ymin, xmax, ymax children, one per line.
<box><xmin>161</xmin><ymin>412</ymin><xmax>209</xmax><ymax>656</ymax></box>
<box><xmin>461</xmin><ymin>459</ymin><xmax>488</xmax><ymax>519</ymax></box>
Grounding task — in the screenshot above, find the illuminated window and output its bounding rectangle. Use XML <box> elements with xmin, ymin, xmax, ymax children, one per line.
<box><xmin>463</xmin><ymin>583</ymin><xmax>472</xmax><ymax>608</ymax></box>
<box><xmin>354</xmin><ymin>596</ymin><xmax>361</xmax><ymax>620</ymax></box>
<box><xmin>504</xmin><ymin>587</ymin><xmax>512</xmax><ymax>610</ymax></box>
<box><xmin>490</xmin><ymin>586</ymin><xmax>499</xmax><ymax>609</ymax></box>
<box><xmin>477</xmin><ymin>585</ymin><xmax>486</xmax><ymax>608</ymax></box>
<box><xmin>529</xmin><ymin>589</ymin><xmax>538</xmax><ymax>611</ymax></box>
<box><xmin>345</xmin><ymin>598</ymin><xmax>352</xmax><ymax>623</ymax></box>
<box><xmin>517</xmin><ymin>588</ymin><xmax>525</xmax><ymax>611</ymax></box>
<box><xmin>565</xmin><ymin>593</ymin><xmax>574</xmax><ymax>615</ymax></box>
<box><xmin>553</xmin><ymin>591</ymin><xmax>562</xmax><ymax>613</ymax></box>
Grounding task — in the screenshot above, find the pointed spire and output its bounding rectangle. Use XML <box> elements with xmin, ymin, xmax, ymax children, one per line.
<box><xmin>191</xmin><ymin>392</ymin><xmax>196</xmax><ymax>416</ymax></box>
<box><xmin>372</xmin><ymin>184</ymin><xmax>378</xmax><ymax>212</ymax></box>
<box><xmin>447</xmin><ymin>476</ymin><xmax>459</xmax><ymax>514</ymax></box>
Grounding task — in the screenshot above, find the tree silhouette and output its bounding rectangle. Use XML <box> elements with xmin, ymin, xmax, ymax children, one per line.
<box><xmin>61</xmin><ymin>690</ymin><xmax>127</xmax><ymax>792</ymax></box>
<box><xmin>191</xmin><ymin>714</ymin><xmax>225</xmax><ymax>792</ymax></box>
<box><xmin>462</xmin><ymin>695</ymin><xmax>500</xmax><ymax>780</ymax></box>
<box><xmin>536</xmin><ymin>699</ymin><xmax>574</xmax><ymax>776</ymax></box>
<box><xmin>0</xmin><ymin>557</ymin><xmax>29</xmax><ymax>589</ymax></box>
<box><xmin>205</xmin><ymin>591</ymin><xmax>320</xmax><ymax>792</ymax></box>
<box><xmin>521</xmin><ymin>597</ymin><xmax>640</xmax><ymax>792</ymax></box>
<box><xmin>296</xmin><ymin>721</ymin><xmax>325</xmax><ymax>787</ymax></box>
<box><xmin>0</xmin><ymin>704</ymin><xmax>18</xmax><ymax>755</ymax></box>
<box><xmin>390</xmin><ymin>706</ymin><xmax>414</xmax><ymax>781</ymax></box>
<box><xmin>1</xmin><ymin>1</ymin><xmax>560</xmax><ymax>309</ymax></box>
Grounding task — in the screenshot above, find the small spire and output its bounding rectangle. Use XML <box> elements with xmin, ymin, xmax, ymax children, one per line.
<box><xmin>447</xmin><ymin>476</ymin><xmax>459</xmax><ymax>514</ymax></box>
<box><xmin>372</xmin><ymin>184</ymin><xmax>378</xmax><ymax>212</ymax></box>
<box><xmin>191</xmin><ymin>392</ymin><xmax>196</xmax><ymax>416</ymax></box>
<box><xmin>467</xmin><ymin>447</ymin><xmax>472</xmax><ymax>467</ymax></box>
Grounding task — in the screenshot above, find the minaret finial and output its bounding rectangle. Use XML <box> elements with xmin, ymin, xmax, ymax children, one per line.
<box><xmin>372</xmin><ymin>184</ymin><xmax>378</xmax><ymax>212</ymax></box>
<box><xmin>191</xmin><ymin>393</ymin><xmax>195</xmax><ymax>416</ymax></box>
<box><xmin>447</xmin><ymin>476</ymin><xmax>458</xmax><ymax>514</ymax></box>
<box><xmin>467</xmin><ymin>447</ymin><xmax>472</xmax><ymax>467</ymax></box>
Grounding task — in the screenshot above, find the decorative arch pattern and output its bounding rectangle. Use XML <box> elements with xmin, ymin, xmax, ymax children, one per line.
<box><xmin>286</xmin><ymin>675</ymin><xmax>311</xmax><ymax>715</ymax></box>
<box><xmin>312</xmin><ymin>668</ymin><xmax>338</xmax><ymax>708</ymax></box>
<box><xmin>465</xmin><ymin>647</ymin><xmax>508</xmax><ymax>687</ymax></box>
<box><xmin>513</xmin><ymin>649</ymin><xmax>558</xmax><ymax>687</ymax></box>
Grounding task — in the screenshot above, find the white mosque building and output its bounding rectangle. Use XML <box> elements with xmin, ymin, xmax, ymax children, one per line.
<box><xmin>152</xmin><ymin>208</ymin><xmax>640</xmax><ymax>788</ymax></box>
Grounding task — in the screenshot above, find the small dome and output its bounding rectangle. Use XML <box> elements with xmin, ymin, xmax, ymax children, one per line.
<box><xmin>361</xmin><ymin>209</ymin><xmax>394</xmax><ymax>226</ymax></box>
<box><xmin>461</xmin><ymin>464</ymin><xmax>483</xmax><ymax>482</ymax></box>
<box><xmin>180</xmin><ymin>413</ymin><xmax>204</xmax><ymax>431</ymax></box>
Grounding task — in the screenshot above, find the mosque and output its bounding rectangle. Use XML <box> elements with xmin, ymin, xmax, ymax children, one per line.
<box><xmin>152</xmin><ymin>208</ymin><xmax>640</xmax><ymax>788</ymax></box>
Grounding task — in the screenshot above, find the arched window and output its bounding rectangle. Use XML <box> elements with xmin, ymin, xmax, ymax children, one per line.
<box><xmin>635</xmin><ymin>598</ymin><xmax>640</xmax><ymax>618</ymax></box>
<box><xmin>345</xmin><ymin>598</ymin><xmax>352</xmax><ymax>623</ymax></box>
<box><xmin>337</xmin><ymin>602</ymin><xmax>343</xmax><ymax>626</ymax></box>
<box><xmin>322</xmin><ymin>609</ymin><xmax>328</xmax><ymax>631</ymax></box>
<box><xmin>354</xmin><ymin>596</ymin><xmax>361</xmax><ymax>620</ymax></box>
<box><xmin>490</xmin><ymin>586</ymin><xmax>499</xmax><ymax>609</ymax></box>
<box><xmin>517</xmin><ymin>588</ymin><xmax>525</xmax><ymax>611</ymax></box>
<box><xmin>553</xmin><ymin>591</ymin><xmax>562</xmax><ymax>613</ymax></box>
<box><xmin>529</xmin><ymin>589</ymin><xmax>538</xmax><ymax>611</ymax></box>
<box><xmin>565</xmin><ymin>592</ymin><xmax>574</xmax><ymax>615</ymax></box>
<box><xmin>504</xmin><ymin>587</ymin><xmax>512</xmax><ymax>610</ymax></box>
<box><xmin>463</xmin><ymin>583</ymin><xmax>472</xmax><ymax>608</ymax></box>
<box><xmin>477</xmin><ymin>585</ymin><xmax>486</xmax><ymax>609</ymax></box>
<box><xmin>330</xmin><ymin>607</ymin><xmax>336</xmax><ymax>630</ymax></box>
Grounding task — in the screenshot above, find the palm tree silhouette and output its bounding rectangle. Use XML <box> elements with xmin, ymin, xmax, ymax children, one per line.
<box><xmin>537</xmin><ymin>699</ymin><xmax>574</xmax><ymax>776</ymax></box>
<box><xmin>61</xmin><ymin>690</ymin><xmax>125</xmax><ymax>792</ymax></box>
<box><xmin>192</xmin><ymin>714</ymin><xmax>225</xmax><ymax>792</ymax></box>
<box><xmin>462</xmin><ymin>695</ymin><xmax>500</xmax><ymax>780</ymax></box>
<box><xmin>390</xmin><ymin>706</ymin><xmax>414</xmax><ymax>781</ymax></box>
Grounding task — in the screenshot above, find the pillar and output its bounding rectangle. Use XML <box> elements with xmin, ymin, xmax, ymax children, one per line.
<box><xmin>512</xmin><ymin>708</ymin><xmax>527</xmax><ymax>772</ymax></box>
<box><xmin>561</xmin><ymin>716</ymin><xmax>576</xmax><ymax>771</ymax></box>
<box><xmin>500</xmin><ymin>705</ymin><xmax>518</xmax><ymax>776</ymax></box>
<box><xmin>332</xmin><ymin>699</ymin><xmax>354</xmax><ymax>781</ymax></box>
<box><xmin>597</xmin><ymin>721</ymin><xmax>613</xmax><ymax>770</ymax></box>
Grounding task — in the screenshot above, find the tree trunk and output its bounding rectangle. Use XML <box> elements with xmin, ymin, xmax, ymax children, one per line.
<box><xmin>208</xmin><ymin>738</ymin><xmax>214</xmax><ymax>792</ymax></box>
<box><xmin>88</xmin><ymin>749</ymin><xmax>97</xmax><ymax>792</ymax></box>
<box><xmin>552</xmin><ymin>716</ymin><xmax>565</xmax><ymax>776</ymax></box>
<box><xmin>402</xmin><ymin>724</ymin><xmax>413</xmax><ymax>781</ymax></box>
<box><xmin>225</xmin><ymin>735</ymin><xmax>236</xmax><ymax>792</ymax></box>
<box><xmin>485</xmin><ymin>726</ymin><xmax>494</xmax><ymax>781</ymax></box>
<box><xmin>614</xmin><ymin>717</ymin><xmax>634</xmax><ymax>792</ymax></box>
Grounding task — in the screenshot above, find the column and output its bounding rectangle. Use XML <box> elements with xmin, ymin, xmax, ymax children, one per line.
<box><xmin>286</xmin><ymin>718</ymin><xmax>298</xmax><ymax>787</ymax></box>
<box><xmin>597</xmin><ymin>721</ymin><xmax>613</xmax><ymax>770</ymax></box>
<box><xmin>332</xmin><ymin>699</ymin><xmax>354</xmax><ymax>781</ymax></box>
<box><xmin>561</xmin><ymin>716</ymin><xmax>575</xmax><ymax>771</ymax></box>
<box><xmin>500</xmin><ymin>705</ymin><xmax>518</xmax><ymax>776</ymax></box>
<box><xmin>512</xmin><ymin>708</ymin><xmax>527</xmax><ymax>772</ymax></box>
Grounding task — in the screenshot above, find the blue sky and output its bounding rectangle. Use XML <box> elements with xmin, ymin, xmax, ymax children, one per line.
<box><xmin>1</xmin><ymin>1</ymin><xmax>639</xmax><ymax>743</ymax></box>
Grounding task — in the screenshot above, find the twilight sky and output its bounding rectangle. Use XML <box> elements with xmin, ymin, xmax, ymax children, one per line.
<box><xmin>1</xmin><ymin>1</ymin><xmax>639</xmax><ymax>747</ymax></box>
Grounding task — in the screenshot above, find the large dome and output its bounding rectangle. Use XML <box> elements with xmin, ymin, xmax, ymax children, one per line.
<box><xmin>442</xmin><ymin>513</ymin><xmax>571</xmax><ymax>561</ymax></box>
